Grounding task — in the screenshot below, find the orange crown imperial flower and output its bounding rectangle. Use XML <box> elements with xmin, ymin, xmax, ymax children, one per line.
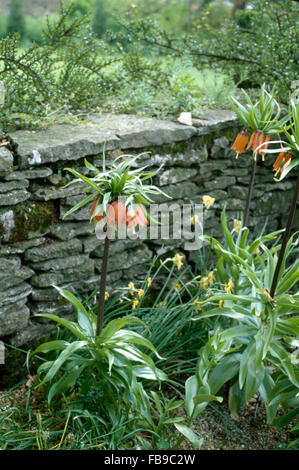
<box><xmin>273</xmin><ymin>151</ymin><xmax>292</xmax><ymax>177</ymax></box>
<box><xmin>246</xmin><ymin>130</ymin><xmax>270</xmax><ymax>160</ymax></box>
<box><xmin>231</xmin><ymin>130</ymin><xmax>249</xmax><ymax>158</ymax></box>
<box><xmin>91</xmin><ymin>197</ymin><xmax>148</xmax><ymax>229</ymax></box>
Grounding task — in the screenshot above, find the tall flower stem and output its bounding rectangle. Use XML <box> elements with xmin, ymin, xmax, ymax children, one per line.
<box><xmin>96</xmin><ymin>235</ymin><xmax>110</xmax><ymax>335</ymax></box>
<box><xmin>270</xmin><ymin>169</ymin><xmax>299</xmax><ymax>299</ymax></box>
<box><xmin>243</xmin><ymin>157</ymin><xmax>257</xmax><ymax>227</ymax></box>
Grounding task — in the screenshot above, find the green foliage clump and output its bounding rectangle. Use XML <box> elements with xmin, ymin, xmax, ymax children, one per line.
<box><xmin>0</xmin><ymin>3</ymin><xmax>122</xmax><ymax>131</ymax></box>
<box><xmin>115</xmin><ymin>0</ymin><xmax>298</xmax><ymax>103</ymax></box>
<box><xmin>193</xmin><ymin>209</ymin><xmax>299</xmax><ymax>426</ymax></box>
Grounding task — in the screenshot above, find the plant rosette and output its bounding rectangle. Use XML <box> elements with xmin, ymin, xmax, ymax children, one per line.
<box><xmin>63</xmin><ymin>152</ymin><xmax>170</xmax><ymax>234</ymax></box>
<box><xmin>230</xmin><ymin>84</ymin><xmax>284</xmax><ymax>161</ymax></box>
<box><xmin>258</xmin><ymin>101</ymin><xmax>299</xmax><ymax>181</ymax></box>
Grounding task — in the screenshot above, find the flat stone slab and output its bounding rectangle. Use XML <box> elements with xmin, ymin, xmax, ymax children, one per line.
<box><xmin>0</xmin><ymin>266</ymin><xmax>34</xmax><ymax>290</ymax></box>
<box><xmin>25</xmin><ymin>238</ymin><xmax>82</xmax><ymax>262</ymax></box>
<box><xmin>0</xmin><ymin>282</ymin><xmax>32</xmax><ymax>307</ymax></box>
<box><xmin>50</xmin><ymin>222</ymin><xmax>94</xmax><ymax>241</ymax></box>
<box><xmin>0</xmin><ymin>301</ymin><xmax>30</xmax><ymax>336</ymax></box>
<box><xmin>31</xmin><ymin>259</ymin><xmax>95</xmax><ymax>287</ymax></box>
<box><xmin>11</xmin><ymin>114</ymin><xmax>200</xmax><ymax>169</ymax></box>
<box><xmin>10</xmin><ymin>320</ymin><xmax>54</xmax><ymax>347</ymax></box>
<box><xmin>10</xmin><ymin>111</ymin><xmax>238</xmax><ymax>170</ymax></box>
<box><xmin>0</xmin><ymin>189</ymin><xmax>30</xmax><ymax>206</ymax></box>
<box><xmin>193</xmin><ymin>110</ymin><xmax>238</xmax><ymax>133</ymax></box>
<box><xmin>5</xmin><ymin>168</ymin><xmax>53</xmax><ymax>180</ymax></box>
<box><xmin>0</xmin><ymin>146</ymin><xmax>13</xmax><ymax>175</ymax></box>
<box><xmin>0</xmin><ymin>237</ymin><xmax>46</xmax><ymax>255</ymax></box>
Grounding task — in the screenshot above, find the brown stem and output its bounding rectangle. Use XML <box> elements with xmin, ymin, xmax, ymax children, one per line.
<box><xmin>96</xmin><ymin>236</ymin><xmax>110</xmax><ymax>336</ymax></box>
<box><xmin>243</xmin><ymin>157</ymin><xmax>257</xmax><ymax>227</ymax></box>
<box><xmin>270</xmin><ymin>169</ymin><xmax>299</xmax><ymax>299</ymax></box>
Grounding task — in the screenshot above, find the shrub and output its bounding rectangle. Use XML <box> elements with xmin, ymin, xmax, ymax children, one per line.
<box><xmin>114</xmin><ymin>0</ymin><xmax>298</xmax><ymax>103</ymax></box>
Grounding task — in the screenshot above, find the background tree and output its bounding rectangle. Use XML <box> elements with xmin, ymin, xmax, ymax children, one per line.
<box><xmin>231</xmin><ymin>0</ymin><xmax>247</xmax><ymax>18</ymax></box>
<box><xmin>92</xmin><ymin>0</ymin><xmax>108</xmax><ymax>38</ymax></box>
<box><xmin>6</xmin><ymin>0</ymin><xmax>26</xmax><ymax>38</ymax></box>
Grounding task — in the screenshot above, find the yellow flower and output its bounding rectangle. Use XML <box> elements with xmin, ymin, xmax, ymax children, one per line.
<box><xmin>138</xmin><ymin>289</ymin><xmax>144</xmax><ymax>298</ymax></box>
<box><xmin>207</xmin><ymin>270</ymin><xmax>214</xmax><ymax>286</ymax></box>
<box><xmin>200</xmin><ymin>271</ymin><xmax>214</xmax><ymax>289</ymax></box>
<box><xmin>173</xmin><ymin>253</ymin><xmax>184</xmax><ymax>270</ymax></box>
<box><xmin>105</xmin><ymin>291</ymin><xmax>109</xmax><ymax>301</ymax></box>
<box><xmin>224</xmin><ymin>277</ymin><xmax>233</xmax><ymax>294</ymax></box>
<box><xmin>147</xmin><ymin>277</ymin><xmax>152</xmax><ymax>288</ymax></box>
<box><xmin>254</xmin><ymin>247</ymin><xmax>260</xmax><ymax>256</ymax></box>
<box><xmin>233</xmin><ymin>219</ymin><xmax>242</xmax><ymax>234</ymax></box>
<box><xmin>128</xmin><ymin>281</ymin><xmax>135</xmax><ymax>297</ymax></box>
<box><xmin>132</xmin><ymin>299</ymin><xmax>139</xmax><ymax>310</ymax></box>
<box><xmin>175</xmin><ymin>283</ymin><xmax>182</xmax><ymax>291</ymax></box>
<box><xmin>200</xmin><ymin>276</ymin><xmax>209</xmax><ymax>289</ymax></box>
<box><xmin>190</xmin><ymin>215</ymin><xmax>199</xmax><ymax>225</ymax></box>
<box><xmin>202</xmin><ymin>195</ymin><xmax>215</xmax><ymax>210</ymax></box>
<box><xmin>219</xmin><ymin>300</ymin><xmax>224</xmax><ymax>308</ymax></box>
<box><xmin>193</xmin><ymin>298</ymin><xmax>202</xmax><ymax>311</ymax></box>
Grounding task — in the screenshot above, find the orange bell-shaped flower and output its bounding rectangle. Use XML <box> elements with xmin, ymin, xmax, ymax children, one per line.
<box><xmin>246</xmin><ymin>130</ymin><xmax>270</xmax><ymax>159</ymax></box>
<box><xmin>90</xmin><ymin>196</ymin><xmax>103</xmax><ymax>222</ymax></box>
<box><xmin>273</xmin><ymin>152</ymin><xmax>292</xmax><ymax>177</ymax></box>
<box><xmin>231</xmin><ymin>130</ymin><xmax>249</xmax><ymax>158</ymax></box>
<box><xmin>126</xmin><ymin>205</ymin><xmax>148</xmax><ymax>228</ymax></box>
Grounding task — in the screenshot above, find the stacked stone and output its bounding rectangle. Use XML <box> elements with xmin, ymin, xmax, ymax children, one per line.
<box><xmin>0</xmin><ymin>112</ymin><xmax>297</xmax><ymax>346</ymax></box>
<box><xmin>0</xmin><ymin>146</ymin><xmax>32</xmax><ymax>341</ymax></box>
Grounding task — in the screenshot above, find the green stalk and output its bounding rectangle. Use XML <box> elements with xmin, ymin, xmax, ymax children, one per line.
<box><xmin>270</xmin><ymin>168</ymin><xmax>299</xmax><ymax>299</ymax></box>
<box><xmin>96</xmin><ymin>236</ymin><xmax>110</xmax><ymax>335</ymax></box>
<box><xmin>243</xmin><ymin>157</ymin><xmax>257</xmax><ymax>227</ymax></box>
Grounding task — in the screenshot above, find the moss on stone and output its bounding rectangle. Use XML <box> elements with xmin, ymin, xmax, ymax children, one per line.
<box><xmin>2</xmin><ymin>201</ymin><xmax>58</xmax><ymax>244</ymax></box>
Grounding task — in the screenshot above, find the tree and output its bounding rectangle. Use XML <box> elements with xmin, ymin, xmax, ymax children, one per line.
<box><xmin>92</xmin><ymin>0</ymin><xmax>108</xmax><ymax>38</ymax></box>
<box><xmin>6</xmin><ymin>0</ymin><xmax>26</xmax><ymax>38</ymax></box>
<box><xmin>231</xmin><ymin>0</ymin><xmax>247</xmax><ymax>18</ymax></box>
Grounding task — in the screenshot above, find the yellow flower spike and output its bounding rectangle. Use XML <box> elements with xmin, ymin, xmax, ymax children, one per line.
<box><xmin>219</xmin><ymin>300</ymin><xmax>224</xmax><ymax>308</ymax></box>
<box><xmin>233</xmin><ymin>219</ymin><xmax>242</xmax><ymax>234</ymax></box>
<box><xmin>105</xmin><ymin>291</ymin><xmax>109</xmax><ymax>301</ymax></box>
<box><xmin>193</xmin><ymin>298</ymin><xmax>202</xmax><ymax>311</ymax></box>
<box><xmin>132</xmin><ymin>299</ymin><xmax>139</xmax><ymax>310</ymax></box>
<box><xmin>200</xmin><ymin>276</ymin><xmax>209</xmax><ymax>289</ymax></box>
<box><xmin>175</xmin><ymin>283</ymin><xmax>182</xmax><ymax>291</ymax></box>
<box><xmin>190</xmin><ymin>215</ymin><xmax>199</xmax><ymax>225</ymax></box>
<box><xmin>138</xmin><ymin>289</ymin><xmax>144</xmax><ymax>298</ymax></box>
<box><xmin>202</xmin><ymin>195</ymin><xmax>215</xmax><ymax>210</ymax></box>
<box><xmin>147</xmin><ymin>277</ymin><xmax>152</xmax><ymax>288</ymax></box>
<box><xmin>254</xmin><ymin>247</ymin><xmax>260</xmax><ymax>256</ymax></box>
<box><xmin>207</xmin><ymin>270</ymin><xmax>214</xmax><ymax>286</ymax></box>
<box><xmin>172</xmin><ymin>253</ymin><xmax>184</xmax><ymax>270</ymax></box>
<box><xmin>128</xmin><ymin>281</ymin><xmax>135</xmax><ymax>297</ymax></box>
<box><xmin>224</xmin><ymin>277</ymin><xmax>233</xmax><ymax>294</ymax></box>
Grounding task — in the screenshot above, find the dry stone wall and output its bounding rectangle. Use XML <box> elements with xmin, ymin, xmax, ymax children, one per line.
<box><xmin>0</xmin><ymin>111</ymin><xmax>297</xmax><ymax>346</ymax></box>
